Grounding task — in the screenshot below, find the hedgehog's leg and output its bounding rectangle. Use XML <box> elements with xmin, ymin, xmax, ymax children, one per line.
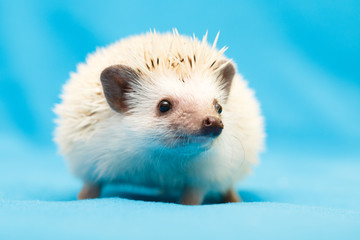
<box><xmin>180</xmin><ymin>186</ymin><xmax>205</xmax><ymax>205</ymax></box>
<box><xmin>222</xmin><ymin>188</ymin><xmax>242</xmax><ymax>203</ymax></box>
<box><xmin>78</xmin><ymin>182</ymin><xmax>102</xmax><ymax>200</ymax></box>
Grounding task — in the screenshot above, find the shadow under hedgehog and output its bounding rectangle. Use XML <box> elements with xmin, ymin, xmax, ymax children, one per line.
<box><xmin>54</xmin><ymin>30</ymin><xmax>265</xmax><ymax>205</ymax></box>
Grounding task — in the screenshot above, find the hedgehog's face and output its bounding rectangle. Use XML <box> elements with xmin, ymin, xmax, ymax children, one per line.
<box><xmin>100</xmin><ymin>63</ymin><xmax>235</xmax><ymax>151</ymax></box>
<box><xmin>151</xmin><ymin>82</ymin><xmax>224</xmax><ymax>149</ymax></box>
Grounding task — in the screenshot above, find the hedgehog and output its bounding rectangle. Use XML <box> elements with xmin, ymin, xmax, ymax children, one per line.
<box><xmin>54</xmin><ymin>30</ymin><xmax>265</xmax><ymax>205</ymax></box>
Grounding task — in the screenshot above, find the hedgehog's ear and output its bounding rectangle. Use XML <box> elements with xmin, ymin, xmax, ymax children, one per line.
<box><xmin>100</xmin><ymin>65</ymin><xmax>138</xmax><ymax>113</ymax></box>
<box><xmin>216</xmin><ymin>61</ymin><xmax>235</xmax><ymax>100</ymax></box>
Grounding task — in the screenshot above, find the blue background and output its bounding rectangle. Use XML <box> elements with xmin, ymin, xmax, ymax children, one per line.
<box><xmin>0</xmin><ymin>0</ymin><xmax>359</xmax><ymax>239</ymax></box>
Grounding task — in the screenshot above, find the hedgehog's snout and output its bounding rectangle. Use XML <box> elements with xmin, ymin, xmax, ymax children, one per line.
<box><xmin>200</xmin><ymin>116</ymin><xmax>223</xmax><ymax>137</ymax></box>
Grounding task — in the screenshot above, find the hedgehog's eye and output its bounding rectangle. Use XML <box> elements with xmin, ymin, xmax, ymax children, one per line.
<box><xmin>215</xmin><ymin>102</ymin><xmax>222</xmax><ymax>114</ymax></box>
<box><xmin>159</xmin><ymin>100</ymin><xmax>172</xmax><ymax>113</ymax></box>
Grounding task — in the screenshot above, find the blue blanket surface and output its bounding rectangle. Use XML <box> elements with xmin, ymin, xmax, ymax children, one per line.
<box><xmin>0</xmin><ymin>1</ymin><xmax>359</xmax><ymax>239</ymax></box>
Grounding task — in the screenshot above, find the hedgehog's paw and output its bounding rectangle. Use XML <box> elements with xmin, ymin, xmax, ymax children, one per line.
<box><xmin>179</xmin><ymin>186</ymin><xmax>205</xmax><ymax>205</ymax></box>
<box><xmin>78</xmin><ymin>182</ymin><xmax>102</xmax><ymax>200</ymax></box>
<box><xmin>222</xmin><ymin>188</ymin><xmax>242</xmax><ymax>203</ymax></box>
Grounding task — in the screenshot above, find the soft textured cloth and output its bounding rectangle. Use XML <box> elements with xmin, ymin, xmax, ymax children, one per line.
<box><xmin>0</xmin><ymin>1</ymin><xmax>359</xmax><ymax>239</ymax></box>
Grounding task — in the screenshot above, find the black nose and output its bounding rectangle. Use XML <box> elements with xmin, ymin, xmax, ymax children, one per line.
<box><xmin>201</xmin><ymin>116</ymin><xmax>224</xmax><ymax>137</ymax></box>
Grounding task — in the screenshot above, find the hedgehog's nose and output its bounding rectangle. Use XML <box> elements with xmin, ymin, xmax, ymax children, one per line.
<box><xmin>201</xmin><ymin>116</ymin><xmax>224</xmax><ymax>137</ymax></box>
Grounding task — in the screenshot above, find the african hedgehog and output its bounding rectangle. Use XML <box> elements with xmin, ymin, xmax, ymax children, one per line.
<box><xmin>54</xmin><ymin>30</ymin><xmax>265</xmax><ymax>205</ymax></box>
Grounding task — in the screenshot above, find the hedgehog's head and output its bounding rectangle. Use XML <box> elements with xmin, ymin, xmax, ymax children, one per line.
<box><xmin>100</xmin><ymin>62</ymin><xmax>235</xmax><ymax>154</ymax></box>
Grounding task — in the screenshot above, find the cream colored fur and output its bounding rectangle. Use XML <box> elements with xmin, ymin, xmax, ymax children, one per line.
<box><xmin>54</xmin><ymin>30</ymin><xmax>265</xmax><ymax>195</ymax></box>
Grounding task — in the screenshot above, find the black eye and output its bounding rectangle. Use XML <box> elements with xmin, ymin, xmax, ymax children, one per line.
<box><xmin>159</xmin><ymin>100</ymin><xmax>172</xmax><ymax>113</ymax></box>
<box><xmin>215</xmin><ymin>102</ymin><xmax>222</xmax><ymax>114</ymax></box>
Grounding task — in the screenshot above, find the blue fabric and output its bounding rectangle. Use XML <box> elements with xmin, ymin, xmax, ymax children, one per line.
<box><xmin>0</xmin><ymin>0</ymin><xmax>359</xmax><ymax>239</ymax></box>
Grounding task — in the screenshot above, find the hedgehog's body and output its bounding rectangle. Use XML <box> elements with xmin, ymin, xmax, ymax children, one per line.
<box><xmin>54</xmin><ymin>31</ymin><xmax>264</xmax><ymax>204</ymax></box>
